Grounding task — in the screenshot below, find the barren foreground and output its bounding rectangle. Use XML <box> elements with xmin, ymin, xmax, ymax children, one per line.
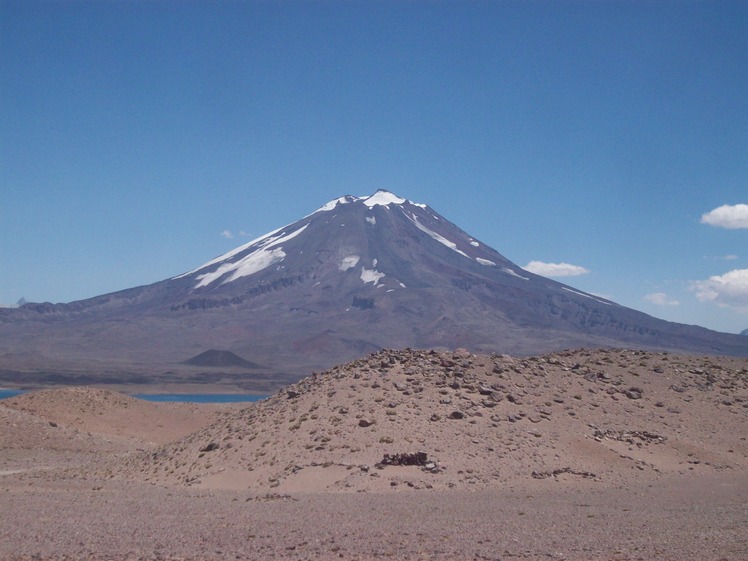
<box><xmin>1</xmin><ymin>348</ymin><xmax>747</xmax><ymax>560</ymax></box>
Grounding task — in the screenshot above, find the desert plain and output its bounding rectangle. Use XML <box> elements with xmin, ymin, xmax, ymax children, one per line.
<box><xmin>1</xmin><ymin>347</ymin><xmax>747</xmax><ymax>560</ymax></box>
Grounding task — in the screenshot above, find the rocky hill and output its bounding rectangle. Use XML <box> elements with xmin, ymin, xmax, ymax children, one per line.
<box><xmin>109</xmin><ymin>348</ymin><xmax>748</xmax><ymax>493</ymax></box>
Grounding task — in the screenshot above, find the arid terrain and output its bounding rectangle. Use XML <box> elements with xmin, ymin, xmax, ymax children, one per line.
<box><xmin>1</xmin><ymin>348</ymin><xmax>747</xmax><ymax>560</ymax></box>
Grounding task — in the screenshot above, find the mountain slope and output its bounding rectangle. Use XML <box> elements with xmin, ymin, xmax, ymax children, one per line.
<box><xmin>1</xmin><ymin>190</ymin><xmax>746</xmax><ymax>390</ymax></box>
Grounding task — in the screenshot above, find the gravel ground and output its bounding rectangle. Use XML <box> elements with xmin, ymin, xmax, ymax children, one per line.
<box><xmin>1</xmin><ymin>470</ymin><xmax>747</xmax><ymax>560</ymax></box>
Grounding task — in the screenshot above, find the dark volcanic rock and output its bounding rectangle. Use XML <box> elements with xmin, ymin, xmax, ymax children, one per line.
<box><xmin>625</xmin><ymin>387</ymin><xmax>644</xmax><ymax>400</ymax></box>
<box><xmin>376</xmin><ymin>451</ymin><xmax>430</xmax><ymax>467</ymax></box>
<box><xmin>184</xmin><ymin>350</ymin><xmax>261</xmax><ymax>369</ymax></box>
<box><xmin>199</xmin><ymin>442</ymin><xmax>219</xmax><ymax>452</ymax></box>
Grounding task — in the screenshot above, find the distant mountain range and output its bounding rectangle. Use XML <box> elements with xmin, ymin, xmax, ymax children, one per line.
<box><xmin>1</xmin><ymin>190</ymin><xmax>746</xmax><ymax>390</ymax></box>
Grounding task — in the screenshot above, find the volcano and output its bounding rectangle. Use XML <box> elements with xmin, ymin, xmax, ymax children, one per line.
<box><xmin>1</xmin><ymin>190</ymin><xmax>746</xmax><ymax>390</ymax></box>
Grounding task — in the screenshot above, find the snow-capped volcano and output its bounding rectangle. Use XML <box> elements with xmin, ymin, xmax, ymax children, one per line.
<box><xmin>176</xmin><ymin>190</ymin><xmax>523</xmax><ymax>295</ymax></box>
<box><xmin>1</xmin><ymin>189</ymin><xmax>746</xmax><ymax>390</ymax></box>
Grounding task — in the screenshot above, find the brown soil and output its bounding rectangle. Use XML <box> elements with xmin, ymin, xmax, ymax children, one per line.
<box><xmin>1</xmin><ymin>348</ymin><xmax>746</xmax><ymax>560</ymax></box>
<box><xmin>2</xmin><ymin>387</ymin><xmax>229</xmax><ymax>444</ymax></box>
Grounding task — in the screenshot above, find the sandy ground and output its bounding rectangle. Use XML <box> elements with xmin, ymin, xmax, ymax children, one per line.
<box><xmin>1</xmin><ymin>471</ymin><xmax>746</xmax><ymax>561</ymax></box>
<box><xmin>1</xmin><ymin>348</ymin><xmax>747</xmax><ymax>560</ymax></box>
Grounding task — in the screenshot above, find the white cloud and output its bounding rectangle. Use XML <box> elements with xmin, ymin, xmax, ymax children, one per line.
<box><xmin>717</xmin><ymin>254</ymin><xmax>739</xmax><ymax>261</ymax></box>
<box><xmin>523</xmin><ymin>261</ymin><xmax>590</xmax><ymax>277</ymax></box>
<box><xmin>221</xmin><ymin>230</ymin><xmax>234</xmax><ymax>239</ymax></box>
<box><xmin>645</xmin><ymin>292</ymin><xmax>680</xmax><ymax>306</ymax></box>
<box><xmin>700</xmin><ymin>204</ymin><xmax>748</xmax><ymax>229</ymax></box>
<box><xmin>690</xmin><ymin>268</ymin><xmax>748</xmax><ymax>311</ymax></box>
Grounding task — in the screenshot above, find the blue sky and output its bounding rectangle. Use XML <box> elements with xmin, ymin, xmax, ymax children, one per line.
<box><xmin>2</xmin><ymin>1</ymin><xmax>747</xmax><ymax>334</ymax></box>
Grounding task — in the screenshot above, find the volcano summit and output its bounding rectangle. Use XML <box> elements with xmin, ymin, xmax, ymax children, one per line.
<box><xmin>1</xmin><ymin>190</ymin><xmax>746</xmax><ymax>391</ymax></box>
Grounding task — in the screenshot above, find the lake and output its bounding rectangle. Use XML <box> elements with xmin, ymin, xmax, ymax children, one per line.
<box><xmin>0</xmin><ymin>389</ymin><xmax>268</xmax><ymax>403</ymax></box>
<box><xmin>130</xmin><ymin>393</ymin><xmax>268</xmax><ymax>403</ymax></box>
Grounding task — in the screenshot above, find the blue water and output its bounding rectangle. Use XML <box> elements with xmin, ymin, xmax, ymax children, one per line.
<box><xmin>131</xmin><ymin>393</ymin><xmax>267</xmax><ymax>403</ymax></box>
<box><xmin>0</xmin><ymin>389</ymin><xmax>267</xmax><ymax>403</ymax></box>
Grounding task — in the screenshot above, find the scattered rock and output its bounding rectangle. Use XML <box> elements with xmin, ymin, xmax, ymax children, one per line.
<box><xmin>377</xmin><ymin>451</ymin><xmax>430</xmax><ymax>467</ymax></box>
<box><xmin>593</xmin><ymin>429</ymin><xmax>665</xmax><ymax>445</ymax></box>
<box><xmin>625</xmin><ymin>387</ymin><xmax>643</xmax><ymax>400</ymax></box>
<box><xmin>531</xmin><ymin>467</ymin><xmax>596</xmax><ymax>479</ymax></box>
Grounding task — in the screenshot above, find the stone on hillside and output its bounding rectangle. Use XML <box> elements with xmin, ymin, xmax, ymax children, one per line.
<box><xmin>625</xmin><ymin>387</ymin><xmax>643</xmax><ymax>400</ymax></box>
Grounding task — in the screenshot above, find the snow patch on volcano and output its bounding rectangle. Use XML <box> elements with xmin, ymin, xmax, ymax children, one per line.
<box><xmin>364</xmin><ymin>191</ymin><xmax>406</xmax><ymax>207</ymax></box>
<box><xmin>313</xmin><ymin>195</ymin><xmax>361</xmax><ymax>214</ymax></box>
<box><xmin>339</xmin><ymin>255</ymin><xmax>360</xmax><ymax>271</ymax></box>
<box><xmin>174</xmin><ymin>225</ymin><xmax>289</xmax><ymax>280</ymax></box>
<box><xmin>502</xmin><ymin>268</ymin><xmax>529</xmax><ymax>281</ymax></box>
<box><xmin>194</xmin><ymin>224</ymin><xmax>308</xmax><ymax>288</ymax></box>
<box><xmin>562</xmin><ymin>286</ymin><xmax>612</xmax><ymax>305</ymax></box>
<box><xmin>408</xmin><ymin>216</ymin><xmax>470</xmax><ymax>259</ymax></box>
<box><xmin>221</xmin><ymin>248</ymin><xmax>286</xmax><ymax>286</ymax></box>
<box><xmin>361</xmin><ymin>268</ymin><xmax>385</xmax><ymax>285</ymax></box>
